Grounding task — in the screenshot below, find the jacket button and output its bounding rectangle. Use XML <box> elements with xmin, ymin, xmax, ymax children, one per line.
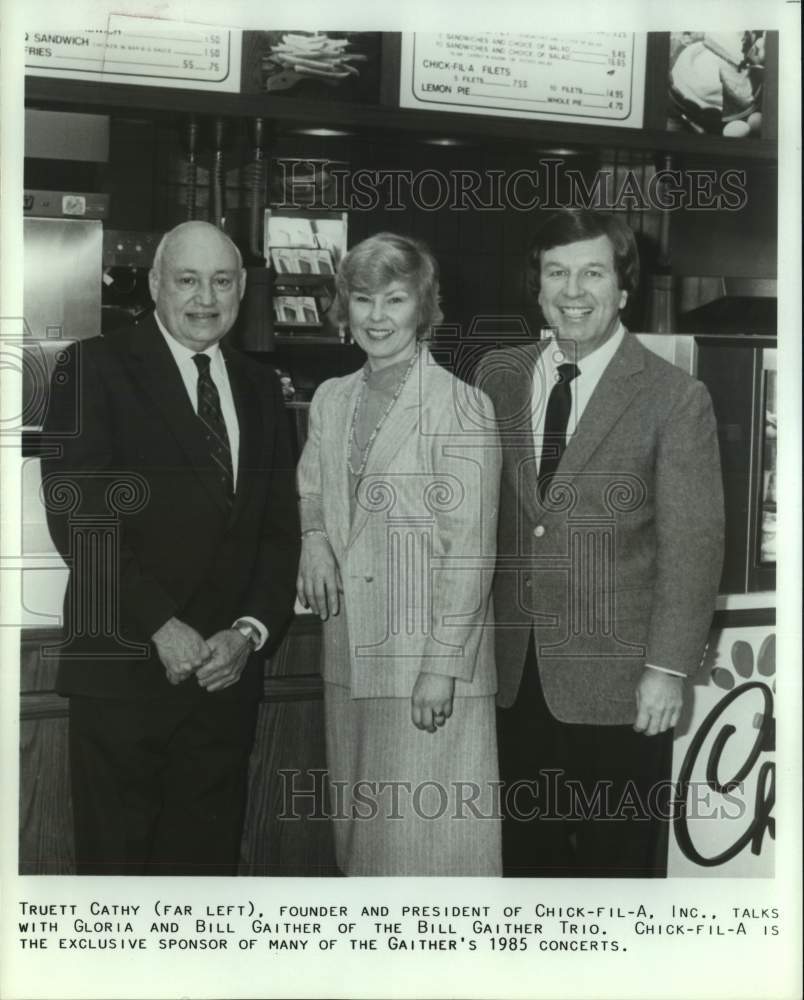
<box><xmin>533</xmin><ymin>525</ymin><xmax>545</xmax><ymax>538</ymax></box>
<box><xmin>524</xmin><ymin>577</ymin><xmax>532</xmax><ymax>589</ymax></box>
<box><xmin>364</xmin><ymin>575</ymin><xmax>374</xmax><ymax>583</ymax></box>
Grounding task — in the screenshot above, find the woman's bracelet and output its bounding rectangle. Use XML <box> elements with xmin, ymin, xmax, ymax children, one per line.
<box><xmin>302</xmin><ymin>528</ymin><xmax>330</xmax><ymax>543</ymax></box>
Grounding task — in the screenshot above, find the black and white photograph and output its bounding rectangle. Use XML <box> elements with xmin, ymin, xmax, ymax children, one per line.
<box><xmin>241</xmin><ymin>30</ymin><xmax>383</xmax><ymax>103</ymax></box>
<box><xmin>0</xmin><ymin>1</ymin><xmax>800</xmax><ymax>998</ymax></box>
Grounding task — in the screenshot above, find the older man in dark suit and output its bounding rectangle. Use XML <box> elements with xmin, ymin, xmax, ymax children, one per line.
<box><xmin>42</xmin><ymin>221</ymin><xmax>299</xmax><ymax>875</ymax></box>
<box><xmin>477</xmin><ymin>209</ymin><xmax>724</xmax><ymax>877</ymax></box>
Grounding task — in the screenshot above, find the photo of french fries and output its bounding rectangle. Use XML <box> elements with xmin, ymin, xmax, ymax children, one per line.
<box><xmin>262</xmin><ymin>32</ymin><xmax>369</xmax><ymax>91</ymax></box>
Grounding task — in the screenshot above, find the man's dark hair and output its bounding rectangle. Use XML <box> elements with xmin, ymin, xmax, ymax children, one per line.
<box><xmin>527</xmin><ymin>209</ymin><xmax>640</xmax><ymax>296</ymax></box>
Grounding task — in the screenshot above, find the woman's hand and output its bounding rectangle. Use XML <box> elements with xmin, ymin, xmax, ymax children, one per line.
<box><xmin>411</xmin><ymin>672</ymin><xmax>455</xmax><ymax>733</ymax></box>
<box><xmin>296</xmin><ymin>533</ymin><xmax>343</xmax><ymax>620</ymax></box>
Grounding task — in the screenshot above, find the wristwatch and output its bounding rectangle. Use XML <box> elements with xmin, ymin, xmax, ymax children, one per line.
<box><xmin>233</xmin><ymin>620</ymin><xmax>260</xmax><ymax>650</ymax></box>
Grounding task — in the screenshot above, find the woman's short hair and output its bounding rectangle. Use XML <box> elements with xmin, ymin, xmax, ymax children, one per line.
<box><xmin>330</xmin><ymin>232</ymin><xmax>444</xmax><ymax>335</ymax></box>
<box><xmin>527</xmin><ymin>209</ymin><xmax>640</xmax><ymax>296</ymax></box>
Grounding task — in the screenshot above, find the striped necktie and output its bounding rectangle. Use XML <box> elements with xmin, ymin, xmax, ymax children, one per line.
<box><xmin>192</xmin><ymin>353</ymin><xmax>234</xmax><ymax>503</ymax></box>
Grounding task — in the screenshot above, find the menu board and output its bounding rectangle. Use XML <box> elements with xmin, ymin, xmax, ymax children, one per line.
<box><xmin>25</xmin><ymin>13</ymin><xmax>241</xmax><ymax>92</ymax></box>
<box><xmin>400</xmin><ymin>32</ymin><xmax>646</xmax><ymax>128</ymax></box>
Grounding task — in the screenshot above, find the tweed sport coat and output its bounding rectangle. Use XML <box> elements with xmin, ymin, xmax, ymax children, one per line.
<box><xmin>297</xmin><ymin>346</ymin><xmax>501</xmax><ymax>699</ymax></box>
<box><xmin>476</xmin><ymin>332</ymin><xmax>725</xmax><ymax>725</ymax></box>
<box><xmin>41</xmin><ymin>316</ymin><xmax>300</xmax><ymax>703</ymax></box>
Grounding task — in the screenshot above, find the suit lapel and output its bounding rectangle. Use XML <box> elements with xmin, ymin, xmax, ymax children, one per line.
<box><xmin>546</xmin><ymin>333</ymin><xmax>645</xmax><ymax>500</ymax></box>
<box><xmin>493</xmin><ymin>341</ymin><xmax>545</xmax><ymax>524</ymax></box>
<box><xmin>327</xmin><ymin>371</ymin><xmax>363</xmax><ymax>553</ymax></box>
<box><xmin>346</xmin><ymin>348</ymin><xmax>425</xmax><ymax>549</ymax></box>
<box><xmin>126</xmin><ymin>318</ymin><xmax>231</xmax><ymax>516</ymax></box>
<box><xmin>221</xmin><ymin>342</ymin><xmax>261</xmax><ymax>525</ymax></box>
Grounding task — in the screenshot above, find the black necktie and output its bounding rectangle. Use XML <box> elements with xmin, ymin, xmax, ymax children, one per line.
<box><xmin>538</xmin><ymin>362</ymin><xmax>580</xmax><ymax>502</ymax></box>
<box><xmin>192</xmin><ymin>353</ymin><xmax>234</xmax><ymax>503</ymax></box>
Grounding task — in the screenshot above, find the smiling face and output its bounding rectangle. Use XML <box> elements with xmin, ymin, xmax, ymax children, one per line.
<box><xmin>348</xmin><ymin>281</ymin><xmax>420</xmax><ymax>370</ymax></box>
<box><xmin>537</xmin><ymin>234</ymin><xmax>627</xmax><ymax>361</ymax></box>
<box><xmin>149</xmin><ymin>224</ymin><xmax>245</xmax><ymax>351</ymax></box>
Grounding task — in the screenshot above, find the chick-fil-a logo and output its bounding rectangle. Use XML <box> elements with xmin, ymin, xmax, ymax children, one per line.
<box><xmin>674</xmin><ymin>681</ymin><xmax>775</xmax><ymax>867</ymax></box>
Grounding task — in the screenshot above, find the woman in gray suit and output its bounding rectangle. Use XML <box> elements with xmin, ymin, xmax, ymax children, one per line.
<box><xmin>296</xmin><ymin>233</ymin><xmax>501</xmax><ymax>875</ymax></box>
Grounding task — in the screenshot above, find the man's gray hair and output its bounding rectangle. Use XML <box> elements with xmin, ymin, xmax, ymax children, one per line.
<box><xmin>151</xmin><ymin>221</ymin><xmax>244</xmax><ymax>276</ymax></box>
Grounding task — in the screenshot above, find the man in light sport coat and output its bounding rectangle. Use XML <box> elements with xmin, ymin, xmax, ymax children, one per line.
<box><xmin>477</xmin><ymin>209</ymin><xmax>725</xmax><ymax>877</ymax></box>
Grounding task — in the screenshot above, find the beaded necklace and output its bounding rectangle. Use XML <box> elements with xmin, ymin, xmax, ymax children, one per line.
<box><xmin>347</xmin><ymin>348</ymin><xmax>419</xmax><ymax>477</ymax></box>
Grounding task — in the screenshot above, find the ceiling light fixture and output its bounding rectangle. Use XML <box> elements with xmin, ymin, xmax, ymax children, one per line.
<box><xmin>289</xmin><ymin>127</ymin><xmax>354</xmax><ymax>137</ymax></box>
<box><xmin>419</xmin><ymin>136</ymin><xmax>471</xmax><ymax>147</ymax></box>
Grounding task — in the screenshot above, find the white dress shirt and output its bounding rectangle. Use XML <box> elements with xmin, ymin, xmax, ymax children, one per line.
<box><xmin>530</xmin><ymin>323</ymin><xmax>681</xmax><ymax>678</ymax></box>
<box><xmin>531</xmin><ymin>324</ymin><xmax>625</xmax><ymax>471</ymax></box>
<box><xmin>154</xmin><ymin>313</ymin><xmax>268</xmax><ymax>650</ymax></box>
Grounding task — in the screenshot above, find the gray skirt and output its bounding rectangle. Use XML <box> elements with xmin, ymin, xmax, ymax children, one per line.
<box><xmin>324</xmin><ymin>680</ymin><xmax>502</xmax><ymax>876</ymax></box>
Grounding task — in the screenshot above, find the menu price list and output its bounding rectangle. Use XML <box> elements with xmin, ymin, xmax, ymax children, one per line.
<box><xmin>16</xmin><ymin>899</ymin><xmax>781</xmax><ymax>955</ymax></box>
<box><xmin>25</xmin><ymin>13</ymin><xmax>239</xmax><ymax>89</ymax></box>
<box><xmin>401</xmin><ymin>32</ymin><xmax>646</xmax><ymax>128</ymax></box>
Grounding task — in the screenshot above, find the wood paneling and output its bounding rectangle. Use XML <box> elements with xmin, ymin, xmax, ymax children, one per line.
<box><xmin>19</xmin><ymin>712</ymin><xmax>75</xmax><ymax>875</ymax></box>
<box><xmin>240</xmin><ymin>695</ymin><xmax>338</xmax><ymax>877</ymax></box>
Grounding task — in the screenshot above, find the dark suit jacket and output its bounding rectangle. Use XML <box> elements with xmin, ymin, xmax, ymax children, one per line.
<box><xmin>41</xmin><ymin>316</ymin><xmax>300</xmax><ymax>702</ymax></box>
<box><xmin>477</xmin><ymin>333</ymin><xmax>725</xmax><ymax>725</ymax></box>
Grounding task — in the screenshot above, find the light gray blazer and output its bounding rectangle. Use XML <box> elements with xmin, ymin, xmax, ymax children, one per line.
<box><xmin>477</xmin><ymin>333</ymin><xmax>725</xmax><ymax>724</ymax></box>
<box><xmin>297</xmin><ymin>346</ymin><xmax>501</xmax><ymax>699</ymax></box>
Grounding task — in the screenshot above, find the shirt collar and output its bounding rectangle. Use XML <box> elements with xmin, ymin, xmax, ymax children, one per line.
<box><xmin>542</xmin><ymin>321</ymin><xmax>625</xmax><ymax>378</ymax></box>
<box><xmin>153</xmin><ymin>310</ymin><xmax>222</xmax><ymax>366</ymax></box>
<box><xmin>575</xmin><ymin>321</ymin><xmax>625</xmax><ymax>381</ymax></box>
